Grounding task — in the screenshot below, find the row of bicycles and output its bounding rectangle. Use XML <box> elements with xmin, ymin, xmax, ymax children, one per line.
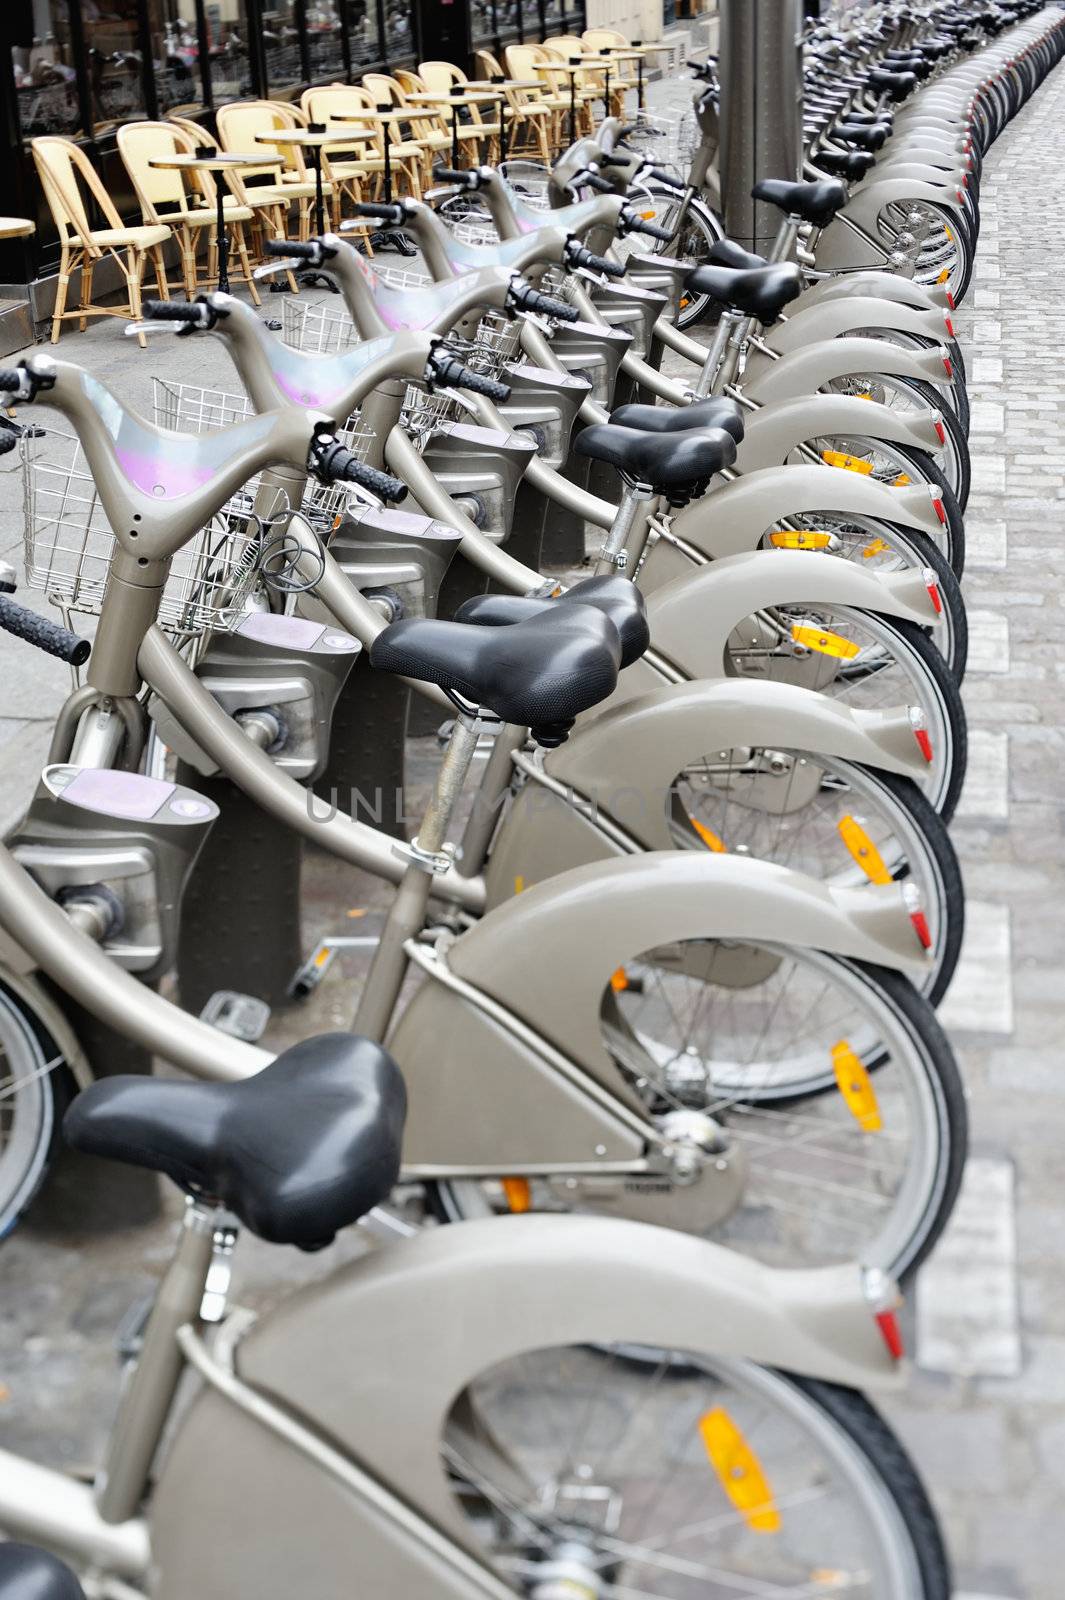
<box><xmin>0</xmin><ymin>1</ymin><xmax>1056</xmax><ymax>1594</ymax></box>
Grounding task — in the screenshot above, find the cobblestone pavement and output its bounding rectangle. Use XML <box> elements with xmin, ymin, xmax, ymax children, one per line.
<box><xmin>1</xmin><ymin>59</ymin><xmax>1065</xmax><ymax>1599</ymax></box>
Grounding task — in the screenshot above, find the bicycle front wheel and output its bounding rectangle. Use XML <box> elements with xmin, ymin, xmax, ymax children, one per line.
<box><xmin>445</xmin><ymin>1348</ymin><xmax>951</xmax><ymax>1599</ymax></box>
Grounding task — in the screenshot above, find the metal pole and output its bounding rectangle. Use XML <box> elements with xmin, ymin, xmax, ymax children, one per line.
<box><xmin>718</xmin><ymin>0</ymin><xmax>803</xmax><ymax>255</ymax></box>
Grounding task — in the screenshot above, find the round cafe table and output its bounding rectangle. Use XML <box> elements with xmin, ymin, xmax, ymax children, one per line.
<box><xmin>148</xmin><ymin>151</ymin><xmax>260</xmax><ymax>294</ymax></box>
<box><xmin>631</xmin><ymin>41</ymin><xmax>676</xmax><ymax>111</ymax></box>
<box><xmin>404</xmin><ymin>90</ymin><xmax>500</xmax><ymax>168</ymax></box>
<box><xmin>467</xmin><ymin>80</ymin><xmax>543</xmax><ymax>160</ymax></box>
<box><xmin>532</xmin><ymin>58</ymin><xmax>603</xmax><ymax>147</ymax></box>
<box><xmin>255</xmin><ymin>125</ymin><xmax>373</xmax><ymax>237</ymax></box>
<box><xmin>331</xmin><ymin>107</ymin><xmax>413</xmax><ymax>203</ymax></box>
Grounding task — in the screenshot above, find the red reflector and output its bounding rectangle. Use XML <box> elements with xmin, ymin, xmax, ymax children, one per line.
<box><xmin>926</xmin><ymin>580</ymin><xmax>943</xmax><ymax>615</ymax></box>
<box><xmin>961</xmin><ymin>173</ymin><xmax>968</xmax><ymax>189</ymax></box>
<box><xmin>957</xmin><ymin>189</ymin><xmax>964</xmax><ymax>205</ymax></box>
<box><xmin>943</xmin><ymin>355</ymin><xmax>953</xmax><ymax>379</ymax></box>
<box><xmin>933</xmin><ymin>496</ymin><xmax>947</xmax><ymax>526</ymax></box>
<box><xmin>946</xmin><ymin>290</ymin><xmax>956</xmax><ymax>310</ymax></box>
<box><xmin>934</xmin><ymin>418</ymin><xmax>946</xmax><ymax>445</ymax></box>
<box><xmin>875</xmin><ymin>1309</ymin><xmax>905</xmax><ymax>1361</ymax></box>
<box><xmin>910</xmin><ymin>909</ymin><xmax>933</xmax><ymax>950</ymax></box>
<box><xmin>914</xmin><ymin>727</ymin><xmax>934</xmax><ymax>763</ymax></box>
<box><xmin>944</xmin><ymin>316</ymin><xmax>955</xmax><ymax>338</ymax></box>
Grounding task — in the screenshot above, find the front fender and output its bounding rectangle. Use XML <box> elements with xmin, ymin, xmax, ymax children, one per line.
<box><xmin>734</xmin><ymin>393</ymin><xmax>943</xmax><ymax>474</ymax></box>
<box><xmin>765</xmin><ymin>296</ymin><xmax>948</xmax><ymax>355</ymax></box>
<box><xmin>670</xmin><ymin>463</ymin><xmax>942</xmax><ymax>558</ymax></box>
<box><xmin>550</xmin><ymin>677</ymin><xmax>928</xmax><ymax>836</ymax></box>
<box><xmin>637</xmin><ymin>548</ymin><xmax>938</xmax><ymax>677</ymax></box>
<box><xmin>742</xmin><ymin>336</ymin><xmax>951</xmax><ymax>403</ymax></box>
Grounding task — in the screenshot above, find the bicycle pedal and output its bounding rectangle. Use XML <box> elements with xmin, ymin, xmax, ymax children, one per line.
<box><xmin>199</xmin><ymin>990</ymin><xmax>271</xmax><ymax>1042</ymax></box>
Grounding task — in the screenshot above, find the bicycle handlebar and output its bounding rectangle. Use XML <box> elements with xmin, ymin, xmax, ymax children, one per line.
<box><xmin>620</xmin><ymin>207</ymin><xmax>674</xmax><ymax>241</ymax></box>
<box><xmin>0</xmin><ymin>370</ymin><xmax>25</xmax><ymax>393</ymax></box>
<box><xmin>349</xmin><ymin>201</ymin><xmax>408</xmax><ymax>223</ymax></box>
<box><xmin>0</xmin><ymin>594</ymin><xmax>91</xmax><ymax>665</ymax></box>
<box><xmin>565</xmin><ymin>242</ymin><xmax>627</xmax><ymax>278</ymax></box>
<box><xmin>264</xmin><ymin>238</ymin><xmax>336</xmax><ymax>263</ymax></box>
<box><xmin>309</xmin><ymin>434</ymin><xmax>408</xmax><ymax>502</ymax></box>
<box><xmin>433</xmin><ymin>165</ymin><xmax>484</xmax><ymax>189</ymax></box>
<box><xmin>428</xmin><ymin>348</ymin><xmax>513</xmax><ymax>401</ymax></box>
<box><xmin>581</xmin><ymin>173</ymin><xmax>615</xmax><ymax>192</ymax></box>
<box><xmin>647</xmin><ymin>167</ymin><xmax>687</xmax><ymax>192</ymax></box>
<box><xmin>507</xmin><ymin>280</ymin><xmax>580</xmax><ymax>322</ymax></box>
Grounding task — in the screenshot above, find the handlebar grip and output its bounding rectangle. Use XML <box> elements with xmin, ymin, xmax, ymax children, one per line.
<box><xmin>625</xmin><ymin>212</ymin><xmax>673</xmax><ymax>240</ymax></box>
<box><xmin>0</xmin><ymin>370</ymin><xmax>25</xmax><ymax>392</ymax></box>
<box><xmin>572</xmin><ymin>247</ymin><xmax>627</xmax><ymax>278</ymax></box>
<box><xmin>597</xmin><ymin>152</ymin><xmax>628</xmax><ymax>168</ymax></box>
<box><xmin>351</xmin><ymin>201</ymin><xmax>406</xmax><ymax>221</ymax></box>
<box><xmin>527</xmin><ymin>293</ymin><xmax>580</xmax><ymax>322</ymax></box>
<box><xmin>581</xmin><ymin>173</ymin><xmax>614</xmax><ymax>192</ymax></box>
<box><xmin>142</xmin><ymin>299</ymin><xmax>213</xmax><ymax>325</ymax></box>
<box><xmin>265</xmin><ymin>239</ymin><xmax>328</xmax><ymax>260</ymax></box>
<box><xmin>434</xmin><ymin>355</ymin><xmax>513</xmax><ymax>402</ymax></box>
<box><xmin>433</xmin><ymin>165</ymin><xmax>481</xmax><ymax>187</ymax></box>
<box><xmin>313</xmin><ymin>439</ymin><xmax>407</xmax><ymax>502</ymax></box>
<box><xmin>0</xmin><ymin>595</ymin><xmax>91</xmax><ymax>665</ymax></box>
<box><xmin>648</xmin><ymin>167</ymin><xmax>686</xmax><ymax>191</ymax></box>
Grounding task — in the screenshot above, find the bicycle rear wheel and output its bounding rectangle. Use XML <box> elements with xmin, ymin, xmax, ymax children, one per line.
<box><xmin>445</xmin><ymin>1350</ymin><xmax>951</xmax><ymax>1599</ymax></box>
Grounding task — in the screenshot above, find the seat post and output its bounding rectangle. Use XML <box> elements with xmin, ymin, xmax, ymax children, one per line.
<box><xmin>765</xmin><ymin>213</ymin><xmax>802</xmax><ymax>263</ymax></box>
<box><xmin>353</xmin><ymin>711</ymin><xmax>482</xmax><ymax>1041</ymax></box>
<box><xmin>593</xmin><ymin>479</ymin><xmax>656</xmax><ymax>576</ymax></box>
<box><xmin>95</xmin><ymin>1197</ymin><xmax>227</xmax><ymax>1526</ymax></box>
<box><xmin>693</xmin><ymin>309</ymin><xmax>746</xmax><ymax>397</ymax></box>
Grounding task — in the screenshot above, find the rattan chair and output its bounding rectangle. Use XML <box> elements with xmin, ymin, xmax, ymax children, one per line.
<box><xmin>473</xmin><ymin>49</ymin><xmax>553</xmax><ymax>161</ymax></box>
<box><xmin>216</xmin><ymin>101</ymin><xmax>327</xmax><ymax>245</ymax></box>
<box><xmin>503</xmin><ymin>44</ymin><xmax>571</xmax><ymax>154</ymax></box>
<box><xmin>118</xmin><ymin>120</ymin><xmax>260</xmax><ymax>303</ymax></box>
<box><xmin>31</xmin><ymin>136</ymin><xmax>171</xmax><ymax>346</ymax></box>
<box><xmin>300</xmin><ymin>85</ymin><xmax>395</xmax><ymax>215</ymax></box>
<box><xmin>361</xmin><ymin>73</ymin><xmax>449</xmax><ymax>192</ymax></box>
<box><xmin>417</xmin><ymin>62</ymin><xmax>502</xmax><ymax>164</ymax></box>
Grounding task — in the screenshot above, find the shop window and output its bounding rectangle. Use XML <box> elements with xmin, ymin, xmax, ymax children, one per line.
<box><xmin>147</xmin><ymin>0</ymin><xmax>205</xmax><ymax>113</ymax></box>
<box><xmin>306</xmin><ymin>0</ymin><xmax>344</xmax><ymax>83</ymax></box>
<box><xmin>10</xmin><ymin>0</ymin><xmax>82</xmax><ymax>139</ymax></box>
<box><xmin>471</xmin><ymin>0</ymin><xmax>496</xmax><ymax>46</ymax></box>
<box><xmin>81</xmin><ymin>0</ymin><xmax>150</xmax><ymax>134</ymax></box>
<box><xmin>520</xmin><ymin>0</ymin><xmax>542</xmax><ymax>43</ymax></box>
<box><xmin>382</xmin><ymin>0</ymin><xmax>414</xmax><ymax>62</ymax></box>
<box><xmin>262</xmin><ymin>0</ymin><xmax>303</xmax><ymax>96</ymax></box>
<box><xmin>204</xmin><ymin>0</ymin><xmax>255</xmax><ymax>103</ymax></box>
<box><xmin>344</xmin><ymin>0</ymin><xmax>380</xmax><ymax>70</ymax></box>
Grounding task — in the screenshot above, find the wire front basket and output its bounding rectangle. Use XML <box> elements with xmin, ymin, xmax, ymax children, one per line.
<box><xmin>22</xmin><ymin>427</ymin><xmax>263</xmax><ymax>637</ymax></box>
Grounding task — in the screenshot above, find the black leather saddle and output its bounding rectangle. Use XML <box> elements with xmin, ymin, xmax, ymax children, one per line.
<box><xmin>752</xmin><ymin>177</ymin><xmax>849</xmax><ymax>229</ymax></box>
<box><xmin>574</xmin><ymin>423</ymin><xmax>737</xmax><ymax>500</ymax></box>
<box><xmin>63</xmin><ymin>1035</ymin><xmax>407</xmax><ymax>1251</ymax></box>
<box><xmin>370</xmin><ymin>603</ymin><xmax>622</xmax><ymax>743</ymax></box>
<box><xmin>834</xmin><ymin>120</ymin><xmax>891</xmax><ymax>150</ymax></box>
<box><xmin>681</xmin><ymin>262</ymin><xmax>802</xmax><ymax>324</ymax></box>
<box><xmin>709</xmin><ymin>238</ymin><xmax>768</xmax><ymax>272</ymax></box>
<box><xmin>611</xmin><ymin>396</ymin><xmax>746</xmax><ymax>445</ymax></box>
<box><xmin>454</xmin><ymin>575</ymin><xmax>649</xmax><ymax>669</ymax></box>
<box><xmin>0</xmin><ymin>1547</ymin><xmax>85</xmax><ymax>1600</ymax></box>
<box><xmin>817</xmin><ymin>149</ymin><xmax>876</xmax><ymax>182</ymax></box>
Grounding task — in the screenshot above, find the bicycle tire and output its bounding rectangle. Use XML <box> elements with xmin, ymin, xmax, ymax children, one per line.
<box><xmin>0</xmin><ymin>982</ymin><xmax>70</xmax><ymax>1240</ymax></box>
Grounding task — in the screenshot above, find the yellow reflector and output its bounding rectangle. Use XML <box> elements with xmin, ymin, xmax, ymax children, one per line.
<box><xmin>937</xmin><ymin>268</ymin><xmax>950</xmax><ymax>283</ymax></box>
<box><xmin>831</xmin><ymin>1040</ymin><xmax>882</xmax><ymax>1132</ymax></box>
<box><xmin>892</xmin><ymin>473</ymin><xmax>911</xmax><ymax>487</ymax></box>
<box><xmin>680</xmin><ymin>295</ymin><xmax>691</xmax><ymax>309</ymax></box>
<box><xmin>837</xmin><ymin>815</ymin><xmax>892</xmax><ymax>886</ymax></box>
<box><xmin>313</xmin><ymin>948</ymin><xmax>331</xmax><ymax>969</ymax></box>
<box><xmin>790</xmin><ymin>624</ymin><xmax>860</xmax><ymax>660</ymax></box>
<box><xmin>690</xmin><ymin>817</ymin><xmax>727</xmax><ymax>852</ymax></box>
<box><xmin>501</xmin><ymin>1177</ymin><xmax>532</xmax><ymax>1213</ymax></box>
<box><xmin>641</xmin><ymin>209</ymin><xmax>657</xmax><ymax>220</ymax></box>
<box><xmin>862</xmin><ymin>538</ymin><xmax>889</xmax><ymax>559</ymax></box>
<box><xmin>698</xmin><ymin>1408</ymin><xmax>781</xmax><ymax>1533</ymax></box>
<box><xmin>821</xmin><ymin>449</ymin><xmax>873</xmax><ymax>475</ymax></box>
<box><xmin>610</xmin><ymin>967</ymin><xmax>630</xmax><ymax>991</ymax></box>
<box><xmin>769</xmin><ymin>530</ymin><xmax>832</xmax><ymax>550</ymax></box>
<box><xmin>514</xmin><ymin>875</ymin><xmax>525</xmax><ymax>894</ymax></box>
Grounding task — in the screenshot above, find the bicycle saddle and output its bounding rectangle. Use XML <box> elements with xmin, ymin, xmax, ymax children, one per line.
<box><xmin>63</xmin><ymin>1035</ymin><xmax>406</xmax><ymax>1250</ymax></box>
<box><xmin>751</xmin><ymin>178</ymin><xmax>849</xmax><ymax>229</ymax></box>
<box><xmin>453</xmin><ymin>575</ymin><xmax>649</xmax><ymax>668</ymax></box>
<box><xmin>708</xmin><ymin>238</ymin><xmax>768</xmax><ymax>272</ymax></box>
<box><xmin>816</xmin><ymin>149</ymin><xmax>876</xmax><ymax>181</ymax></box>
<box><xmin>370</xmin><ymin>604</ymin><xmax>622</xmax><ymax>744</ymax></box>
<box><xmin>0</xmin><ymin>1546</ymin><xmax>85</xmax><ymax>1600</ymax></box>
<box><xmin>681</xmin><ymin>263</ymin><xmax>802</xmax><ymax>324</ymax></box>
<box><xmin>610</xmin><ymin>397</ymin><xmax>746</xmax><ymax>445</ymax></box>
<box><xmin>573</xmin><ymin>423</ymin><xmax>737</xmax><ymax>496</ymax></box>
<box><xmin>833</xmin><ymin>120</ymin><xmax>892</xmax><ymax>151</ymax></box>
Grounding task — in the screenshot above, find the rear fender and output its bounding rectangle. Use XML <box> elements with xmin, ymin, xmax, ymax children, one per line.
<box><xmin>741</xmin><ymin>336</ymin><xmax>952</xmax><ymax>403</ymax></box>
<box><xmin>670</xmin><ymin>462</ymin><xmax>942</xmax><ymax>557</ymax></box>
<box><xmin>764</xmin><ymin>296</ymin><xmax>948</xmax><ymax>354</ymax></box>
<box><xmin>839</xmin><ymin>175</ymin><xmax>966</xmax><ymax>234</ymax></box>
<box><xmin>734</xmin><ymin>393</ymin><xmax>943</xmax><ymax>473</ymax></box>
<box><xmin>636</xmin><ymin>548</ymin><xmax>939</xmax><ymax>675</ymax></box>
<box><xmin>797</xmin><ymin>273</ymin><xmax>948</xmax><ymax>313</ymax></box>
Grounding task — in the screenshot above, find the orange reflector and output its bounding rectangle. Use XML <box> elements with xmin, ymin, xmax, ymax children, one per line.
<box><xmin>892</xmin><ymin>473</ymin><xmax>911</xmax><ymax>487</ymax></box>
<box><xmin>313</xmin><ymin>948</ymin><xmax>331</xmax><ymax>969</ymax></box>
<box><xmin>822</xmin><ymin>448</ymin><xmax>873</xmax><ymax>475</ymax></box>
<box><xmin>680</xmin><ymin>295</ymin><xmax>691</xmax><ymax>309</ymax></box>
<box><xmin>610</xmin><ymin>967</ymin><xmax>630</xmax><ymax>991</ymax></box>
<box><xmin>690</xmin><ymin>817</ymin><xmax>728</xmax><ymax>852</ymax></box>
<box><xmin>640</xmin><ymin>209</ymin><xmax>656</xmax><ymax>220</ymax></box>
<box><xmin>831</xmin><ymin>1040</ymin><xmax>882</xmax><ymax>1132</ymax></box>
<box><xmin>791</xmin><ymin>624</ymin><xmax>860</xmax><ymax>660</ymax></box>
<box><xmin>514</xmin><ymin>875</ymin><xmax>525</xmax><ymax>894</ymax></box>
<box><xmin>501</xmin><ymin>1177</ymin><xmax>532</xmax><ymax>1213</ymax></box>
<box><xmin>937</xmin><ymin>268</ymin><xmax>950</xmax><ymax>284</ymax></box>
<box><xmin>698</xmin><ymin>1409</ymin><xmax>781</xmax><ymax>1533</ymax></box>
<box><xmin>769</xmin><ymin>530</ymin><xmax>832</xmax><ymax>550</ymax></box>
<box><xmin>837</xmin><ymin>816</ymin><xmax>892</xmax><ymax>886</ymax></box>
<box><xmin>862</xmin><ymin>538</ymin><xmax>889</xmax><ymax>559</ymax></box>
